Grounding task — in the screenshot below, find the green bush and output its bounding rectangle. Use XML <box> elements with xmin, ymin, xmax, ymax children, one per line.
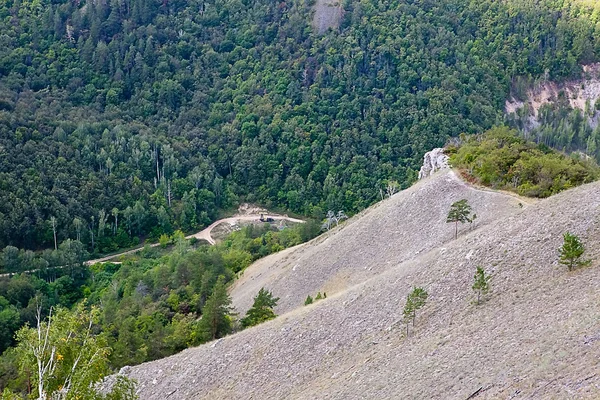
<box><xmin>451</xmin><ymin>127</ymin><xmax>599</xmax><ymax>197</ymax></box>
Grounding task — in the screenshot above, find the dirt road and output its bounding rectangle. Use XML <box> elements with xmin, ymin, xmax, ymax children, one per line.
<box><xmin>84</xmin><ymin>214</ymin><xmax>304</xmax><ymax>265</ymax></box>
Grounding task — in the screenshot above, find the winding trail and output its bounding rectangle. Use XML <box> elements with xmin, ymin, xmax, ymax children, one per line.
<box><xmin>84</xmin><ymin>214</ymin><xmax>303</xmax><ymax>265</ymax></box>
<box><xmin>0</xmin><ymin>214</ymin><xmax>304</xmax><ymax>277</ymax></box>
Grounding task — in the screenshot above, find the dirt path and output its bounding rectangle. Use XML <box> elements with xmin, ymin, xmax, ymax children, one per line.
<box><xmin>84</xmin><ymin>214</ymin><xmax>304</xmax><ymax>265</ymax></box>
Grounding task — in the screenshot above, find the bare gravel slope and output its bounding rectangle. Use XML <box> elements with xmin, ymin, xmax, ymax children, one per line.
<box><xmin>119</xmin><ymin>171</ymin><xmax>600</xmax><ymax>399</ymax></box>
<box><xmin>231</xmin><ymin>170</ymin><xmax>526</xmax><ymax>315</ymax></box>
<box><xmin>313</xmin><ymin>0</ymin><xmax>343</xmax><ymax>34</ymax></box>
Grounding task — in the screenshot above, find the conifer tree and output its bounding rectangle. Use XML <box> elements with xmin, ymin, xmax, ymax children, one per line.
<box><xmin>402</xmin><ymin>287</ymin><xmax>428</xmax><ymax>336</ymax></box>
<box><xmin>446</xmin><ymin>199</ymin><xmax>476</xmax><ymax>239</ymax></box>
<box><xmin>472</xmin><ymin>266</ymin><xmax>491</xmax><ymax>305</ymax></box>
<box><xmin>559</xmin><ymin>232</ymin><xmax>590</xmax><ymax>271</ymax></box>
<box><xmin>304</xmin><ymin>295</ymin><xmax>313</xmax><ymax>306</ymax></box>
<box><xmin>197</xmin><ymin>276</ymin><xmax>234</xmax><ymax>342</ymax></box>
<box><xmin>241</xmin><ymin>288</ymin><xmax>279</xmax><ymax>328</ymax></box>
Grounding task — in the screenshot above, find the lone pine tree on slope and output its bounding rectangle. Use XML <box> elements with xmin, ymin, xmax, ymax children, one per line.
<box><xmin>241</xmin><ymin>288</ymin><xmax>279</xmax><ymax>328</ymax></box>
<box><xmin>446</xmin><ymin>199</ymin><xmax>477</xmax><ymax>239</ymax></box>
<box><xmin>402</xmin><ymin>287</ymin><xmax>428</xmax><ymax>336</ymax></box>
<box><xmin>559</xmin><ymin>232</ymin><xmax>590</xmax><ymax>271</ymax></box>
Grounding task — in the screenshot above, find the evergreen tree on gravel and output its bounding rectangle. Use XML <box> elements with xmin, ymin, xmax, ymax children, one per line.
<box><xmin>402</xmin><ymin>287</ymin><xmax>429</xmax><ymax>336</ymax></box>
<box><xmin>241</xmin><ymin>288</ymin><xmax>280</xmax><ymax>328</ymax></box>
<box><xmin>559</xmin><ymin>232</ymin><xmax>591</xmax><ymax>271</ymax></box>
<box><xmin>304</xmin><ymin>295</ymin><xmax>314</xmax><ymax>306</ymax></box>
<box><xmin>447</xmin><ymin>199</ymin><xmax>476</xmax><ymax>239</ymax></box>
<box><xmin>472</xmin><ymin>266</ymin><xmax>491</xmax><ymax>305</ymax></box>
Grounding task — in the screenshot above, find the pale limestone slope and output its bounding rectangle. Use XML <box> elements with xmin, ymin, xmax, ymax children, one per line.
<box><xmin>231</xmin><ymin>170</ymin><xmax>525</xmax><ymax>316</ymax></box>
<box><xmin>120</xmin><ymin>171</ymin><xmax>600</xmax><ymax>399</ymax></box>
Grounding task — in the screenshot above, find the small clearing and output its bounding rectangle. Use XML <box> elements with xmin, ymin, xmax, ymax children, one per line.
<box><xmin>313</xmin><ymin>0</ymin><xmax>343</xmax><ymax>34</ymax></box>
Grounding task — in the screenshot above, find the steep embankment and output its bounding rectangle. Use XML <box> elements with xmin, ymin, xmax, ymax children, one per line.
<box><xmin>117</xmin><ymin>170</ymin><xmax>600</xmax><ymax>399</ymax></box>
<box><xmin>505</xmin><ymin>63</ymin><xmax>600</xmax><ymax>128</ymax></box>
<box><xmin>231</xmin><ymin>170</ymin><xmax>525</xmax><ymax>315</ymax></box>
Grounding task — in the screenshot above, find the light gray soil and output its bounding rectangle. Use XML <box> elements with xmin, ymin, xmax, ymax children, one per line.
<box><xmin>111</xmin><ymin>170</ymin><xmax>600</xmax><ymax>399</ymax></box>
<box><xmin>313</xmin><ymin>0</ymin><xmax>343</xmax><ymax>34</ymax></box>
<box><xmin>231</xmin><ymin>171</ymin><xmax>526</xmax><ymax>316</ymax></box>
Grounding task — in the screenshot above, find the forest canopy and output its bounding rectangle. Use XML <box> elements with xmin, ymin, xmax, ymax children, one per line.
<box><xmin>1</xmin><ymin>0</ymin><xmax>600</xmax><ymax>254</ymax></box>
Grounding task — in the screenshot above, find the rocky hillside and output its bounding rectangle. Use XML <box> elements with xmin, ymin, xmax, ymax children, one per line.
<box><xmin>115</xmin><ymin>170</ymin><xmax>600</xmax><ymax>399</ymax></box>
<box><xmin>506</xmin><ymin>63</ymin><xmax>600</xmax><ymax>130</ymax></box>
<box><xmin>230</xmin><ymin>169</ymin><xmax>525</xmax><ymax>316</ymax></box>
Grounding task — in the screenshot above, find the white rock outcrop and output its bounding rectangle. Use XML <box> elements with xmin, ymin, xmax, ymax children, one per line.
<box><xmin>418</xmin><ymin>148</ymin><xmax>449</xmax><ymax>179</ymax></box>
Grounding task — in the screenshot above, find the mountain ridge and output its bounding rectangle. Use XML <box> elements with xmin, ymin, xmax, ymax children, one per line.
<box><xmin>109</xmin><ymin>169</ymin><xmax>600</xmax><ymax>399</ymax></box>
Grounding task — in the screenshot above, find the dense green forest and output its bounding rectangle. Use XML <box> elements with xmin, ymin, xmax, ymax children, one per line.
<box><xmin>1</xmin><ymin>0</ymin><xmax>600</xmax><ymax>255</ymax></box>
<box><xmin>449</xmin><ymin>127</ymin><xmax>600</xmax><ymax>197</ymax></box>
<box><xmin>0</xmin><ymin>221</ymin><xmax>319</xmax><ymax>394</ymax></box>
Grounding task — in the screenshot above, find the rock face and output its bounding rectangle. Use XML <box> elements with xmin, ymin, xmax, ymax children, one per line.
<box><xmin>418</xmin><ymin>148</ymin><xmax>450</xmax><ymax>179</ymax></box>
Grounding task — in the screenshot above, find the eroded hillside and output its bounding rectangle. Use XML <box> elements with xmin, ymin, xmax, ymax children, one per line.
<box><xmin>111</xmin><ymin>170</ymin><xmax>600</xmax><ymax>399</ymax></box>
<box><xmin>230</xmin><ymin>170</ymin><xmax>526</xmax><ymax>316</ymax></box>
<box><xmin>506</xmin><ymin>63</ymin><xmax>600</xmax><ymax>128</ymax></box>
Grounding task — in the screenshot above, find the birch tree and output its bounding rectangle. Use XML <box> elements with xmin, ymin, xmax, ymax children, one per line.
<box><xmin>72</xmin><ymin>218</ymin><xmax>82</xmax><ymax>242</ymax></box>
<box><xmin>50</xmin><ymin>217</ymin><xmax>58</xmax><ymax>250</ymax></box>
<box><xmin>111</xmin><ymin>208</ymin><xmax>119</xmax><ymax>235</ymax></box>
<box><xmin>12</xmin><ymin>303</ymin><xmax>137</xmax><ymax>400</ymax></box>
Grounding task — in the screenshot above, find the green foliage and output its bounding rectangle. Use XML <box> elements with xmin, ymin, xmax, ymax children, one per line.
<box><xmin>2</xmin><ymin>0</ymin><xmax>600</xmax><ymax>255</ymax></box>
<box><xmin>446</xmin><ymin>199</ymin><xmax>476</xmax><ymax>239</ymax></box>
<box><xmin>472</xmin><ymin>266</ymin><xmax>491</xmax><ymax>305</ymax></box>
<box><xmin>559</xmin><ymin>232</ymin><xmax>590</xmax><ymax>271</ymax></box>
<box><xmin>159</xmin><ymin>234</ymin><xmax>171</xmax><ymax>249</ymax></box>
<box><xmin>0</xmin><ymin>297</ymin><xmax>20</xmax><ymax>354</ymax></box>
<box><xmin>450</xmin><ymin>127</ymin><xmax>600</xmax><ymax>197</ymax></box>
<box><xmin>240</xmin><ymin>288</ymin><xmax>279</xmax><ymax>328</ymax></box>
<box><xmin>0</xmin><ymin>223</ymin><xmax>318</xmax><ymax>393</ymax></box>
<box><xmin>304</xmin><ymin>291</ymin><xmax>327</xmax><ymax>306</ymax></box>
<box><xmin>402</xmin><ymin>287</ymin><xmax>429</xmax><ymax>336</ymax></box>
<box><xmin>9</xmin><ymin>303</ymin><xmax>137</xmax><ymax>400</ymax></box>
<box><xmin>196</xmin><ymin>276</ymin><xmax>234</xmax><ymax>342</ymax></box>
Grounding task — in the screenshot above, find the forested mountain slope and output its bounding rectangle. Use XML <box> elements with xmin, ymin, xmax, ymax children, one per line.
<box><xmin>1</xmin><ymin>0</ymin><xmax>600</xmax><ymax>253</ymax></box>
<box><xmin>115</xmin><ymin>170</ymin><xmax>600</xmax><ymax>399</ymax></box>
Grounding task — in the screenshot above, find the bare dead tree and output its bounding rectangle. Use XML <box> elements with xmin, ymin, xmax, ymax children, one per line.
<box><xmin>336</xmin><ymin>211</ymin><xmax>348</xmax><ymax>226</ymax></box>
<box><xmin>50</xmin><ymin>217</ymin><xmax>58</xmax><ymax>250</ymax></box>
<box><xmin>386</xmin><ymin>180</ymin><xmax>399</xmax><ymax>198</ymax></box>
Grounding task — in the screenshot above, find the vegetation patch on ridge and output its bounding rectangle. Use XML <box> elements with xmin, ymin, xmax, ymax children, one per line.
<box><xmin>449</xmin><ymin>127</ymin><xmax>600</xmax><ymax>197</ymax></box>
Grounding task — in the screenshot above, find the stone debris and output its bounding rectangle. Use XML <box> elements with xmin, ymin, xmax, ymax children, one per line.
<box><xmin>106</xmin><ymin>170</ymin><xmax>600</xmax><ymax>400</ymax></box>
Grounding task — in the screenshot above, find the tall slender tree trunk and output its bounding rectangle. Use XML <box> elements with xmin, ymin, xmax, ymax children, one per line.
<box><xmin>51</xmin><ymin>217</ymin><xmax>57</xmax><ymax>250</ymax></box>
